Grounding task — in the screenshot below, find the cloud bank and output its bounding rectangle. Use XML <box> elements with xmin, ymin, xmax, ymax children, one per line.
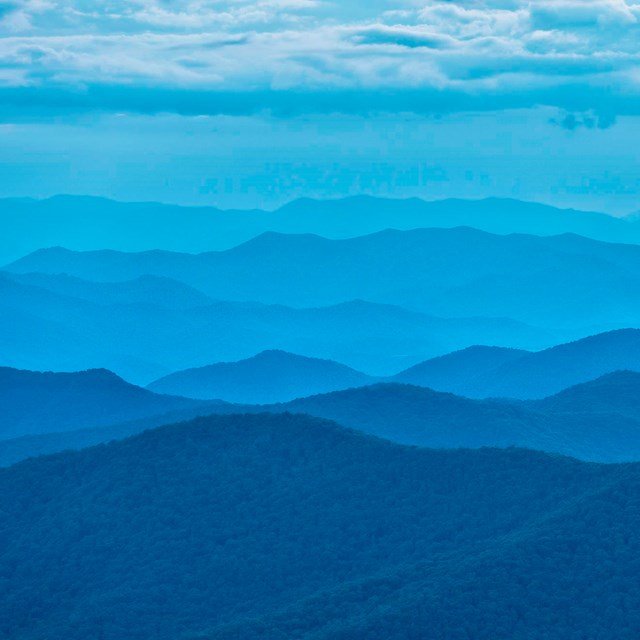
<box><xmin>0</xmin><ymin>0</ymin><xmax>638</xmax><ymax>117</ymax></box>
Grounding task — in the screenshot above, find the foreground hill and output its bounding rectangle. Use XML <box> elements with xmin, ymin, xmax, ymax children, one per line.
<box><xmin>8</xmin><ymin>227</ymin><xmax>640</xmax><ymax>330</ymax></box>
<box><xmin>1</xmin><ymin>194</ymin><xmax>634</xmax><ymax>263</ymax></box>
<box><xmin>0</xmin><ymin>367</ymin><xmax>208</xmax><ymax>440</ymax></box>
<box><xmin>0</xmin><ymin>274</ymin><xmax>552</xmax><ymax>382</ymax></box>
<box><xmin>1</xmin><ymin>412</ymin><xmax>639</xmax><ymax>639</ymax></box>
<box><xmin>395</xmin><ymin>329</ymin><xmax>640</xmax><ymax>398</ymax></box>
<box><xmin>148</xmin><ymin>350</ymin><xmax>375</xmax><ymax>404</ymax></box>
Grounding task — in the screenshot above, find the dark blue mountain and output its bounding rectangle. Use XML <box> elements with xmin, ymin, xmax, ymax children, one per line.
<box><xmin>6</xmin><ymin>377</ymin><xmax>640</xmax><ymax>465</ymax></box>
<box><xmin>147</xmin><ymin>350</ymin><xmax>375</xmax><ymax>403</ymax></box>
<box><xmin>0</xmin><ymin>366</ymin><xmax>209</xmax><ymax>440</ymax></box>
<box><xmin>2</xmin><ymin>412</ymin><xmax>640</xmax><ymax>639</ymax></box>
<box><xmin>530</xmin><ymin>370</ymin><xmax>640</xmax><ymax>418</ymax></box>
<box><xmin>395</xmin><ymin>329</ymin><xmax>640</xmax><ymax>399</ymax></box>
<box><xmin>392</xmin><ymin>345</ymin><xmax>529</xmax><ymax>392</ymax></box>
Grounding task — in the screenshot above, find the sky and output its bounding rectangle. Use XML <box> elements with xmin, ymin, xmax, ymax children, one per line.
<box><xmin>1</xmin><ymin>0</ymin><xmax>639</xmax><ymax>214</ymax></box>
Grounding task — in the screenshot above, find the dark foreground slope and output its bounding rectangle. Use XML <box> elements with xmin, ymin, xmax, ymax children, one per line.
<box><xmin>1</xmin><ymin>413</ymin><xmax>639</xmax><ymax>640</ymax></box>
<box><xmin>147</xmin><ymin>350</ymin><xmax>376</xmax><ymax>403</ymax></box>
<box><xmin>0</xmin><ymin>367</ymin><xmax>208</xmax><ymax>439</ymax></box>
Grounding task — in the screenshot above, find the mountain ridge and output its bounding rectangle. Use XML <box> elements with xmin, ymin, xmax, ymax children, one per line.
<box><xmin>393</xmin><ymin>328</ymin><xmax>640</xmax><ymax>398</ymax></box>
<box><xmin>7</xmin><ymin>226</ymin><xmax>640</xmax><ymax>333</ymax></box>
<box><xmin>2</xmin><ymin>193</ymin><xmax>638</xmax><ymax>265</ymax></box>
<box><xmin>147</xmin><ymin>349</ymin><xmax>376</xmax><ymax>404</ymax></box>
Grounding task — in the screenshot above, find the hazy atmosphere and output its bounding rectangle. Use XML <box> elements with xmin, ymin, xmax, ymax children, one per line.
<box><xmin>4</xmin><ymin>3</ymin><xmax>640</xmax><ymax>640</ymax></box>
<box><xmin>2</xmin><ymin>0</ymin><xmax>640</xmax><ymax>212</ymax></box>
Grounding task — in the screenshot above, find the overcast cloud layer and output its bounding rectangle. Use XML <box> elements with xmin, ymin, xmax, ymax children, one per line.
<box><xmin>1</xmin><ymin>0</ymin><xmax>639</xmax><ymax>117</ymax></box>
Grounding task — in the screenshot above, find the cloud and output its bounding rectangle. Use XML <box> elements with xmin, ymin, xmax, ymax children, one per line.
<box><xmin>351</xmin><ymin>25</ymin><xmax>455</xmax><ymax>49</ymax></box>
<box><xmin>0</xmin><ymin>0</ymin><xmax>639</xmax><ymax>120</ymax></box>
<box><xmin>550</xmin><ymin>110</ymin><xmax>618</xmax><ymax>130</ymax></box>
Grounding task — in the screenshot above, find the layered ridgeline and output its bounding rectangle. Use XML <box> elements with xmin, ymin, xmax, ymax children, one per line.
<box><xmin>147</xmin><ymin>350</ymin><xmax>376</xmax><ymax>404</ymax></box>
<box><xmin>6</xmin><ymin>367</ymin><xmax>640</xmax><ymax>465</ymax></box>
<box><xmin>0</xmin><ymin>272</ymin><xmax>553</xmax><ymax>383</ymax></box>
<box><xmin>1</xmin><ymin>194</ymin><xmax>638</xmax><ymax>263</ymax></box>
<box><xmin>0</xmin><ymin>367</ymin><xmax>218</xmax><ymax>440</ymax></box>
<box><xmin>147</xmin><ymin>329</ymin><xmax>640</xmax><ymax>403</ymax></box>
<box><xmin>7</xmin><ymin>227</ymin><xmax>640</xmax><ymax>331</ymax></box>
<box><xmin>394</xmin><ymin>328</ymin><xmax>640</xmax><ymax>398</ymax></box>
<box><xmin>2</xmin><ymin>413</ymin><xmax>640</xmax><ymax>640</ymax></box>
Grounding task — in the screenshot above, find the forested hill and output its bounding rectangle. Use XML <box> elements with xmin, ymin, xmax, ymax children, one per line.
<box><xmin>0</xmin><ymin>366</ymin><xmax>207</xmax><ymax>439</ymax></box>
<box><xmin>1</xmin><ymin>412</ymin><xmax>639</xmax><ymax>640</ymax></box>
<box><xmin>6</xmin><ymin>379</ymin><xmax>640</xmax><ymax>465</ymax></box>
<box><xmin>530</xmin><ymin>370</ymin><xmax>640</xmax><ymax>418</ymax></box>
<box><xmin>147</xmin><ymin>349</ymin><xmax>375</xmax><ymax>403</ymax></box>
<box><xmin>394</xmin><ymin>329</ymin><xmax>640</xmax><ymax>398</ymax></box>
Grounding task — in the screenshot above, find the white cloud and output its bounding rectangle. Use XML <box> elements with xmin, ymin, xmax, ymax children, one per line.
<box><xmin>1</xmin><ymin>0</ymin><xmax>640</xmax><ymax>118</ymax></box>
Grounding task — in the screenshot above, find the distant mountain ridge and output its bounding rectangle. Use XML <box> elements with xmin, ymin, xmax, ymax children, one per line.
<box><xmin>8</xmin><ymin>227</ymin><xmax>640</xmax><ymax>333</ymax></box>
<box><xmin>393</xmin><ymin>329</ymin><xmax>640</xmax><ymax>398</ymax></box>
<box><xmin>1</xmin><ymin>194</ymin><xmax>636</xmax><ymax>264</ymax></box>
<box><xmin>0</xmin><ymin>272</ymin><xmax>554</xmax><ymax>383</ymax></box>
<box><xmin>147</xmin><ymin>350</ymin><xmax>376</xmax><ymax>404</ymax></box>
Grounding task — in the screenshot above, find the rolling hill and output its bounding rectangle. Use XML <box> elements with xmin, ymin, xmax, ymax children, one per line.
<box><xmin>6</xmin><ymin>377</ymin><xmax>640</xmax><ymax>465</ymax></box>
<box><xmin>393</xmin><ymin>345</ymin><xmax>530</xmax><ymax>393</ymax></box>
<box><xmin>0</xmin><ymin>366</ymin><xmax>211</xmax><ymax>440</ymax></box>
<box><xmin>147</xmin><ymin>350</ymin><xmax>375</xmax><ymax>404</ymax></box>
<box><xmin>1</xmin><ymin>412</ymin><xmax>639</xmax><ymax>639</ymax></box>
<box><xmin>395</xmin><ymin>329</ymin><xmax>640</xmax><ymax>399</ymax></box>
<box><xmin>530</xmin><ymin>370</ymin><xmax>640</xmax><ymax>418</ymax></box>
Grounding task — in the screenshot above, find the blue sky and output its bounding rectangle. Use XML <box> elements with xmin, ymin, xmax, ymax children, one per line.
<box><xmin>1</xmin><ymin>0</ymin><xmax>639</xmax><ymax>213</ymax></box>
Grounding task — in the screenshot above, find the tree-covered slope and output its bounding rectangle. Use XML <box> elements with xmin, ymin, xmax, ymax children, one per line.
<box><xmin>0</xmin><ymin>412</ymin><xmax>638</xmax><ymax>640</ymax></box>
<box><xmin>277</xmin><ymin>383</ymin><xmax>640</xmax><ymax>462</ymax></box>
<box><xmin>6</xmin><ymin>379</ymin><xmax>640</xmax><ymax>465</ymax></box>
<box><xmin>530</xmin><ymin>370</ymin><xmax>640</xmax><ymax>418</ymax></box>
